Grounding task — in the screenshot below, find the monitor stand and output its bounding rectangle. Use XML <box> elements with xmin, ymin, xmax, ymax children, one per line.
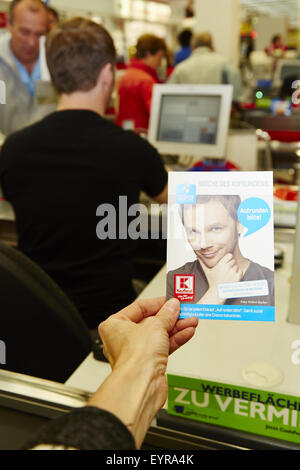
<box><xmin>203</xmin><ymin>157</ymin><xmax>227</xmax><ymax>167</ymax></box>
<box><xmin>192</xmin><ymin>157</ymin><xmax>233</xmax><ymax>172</ymax></box>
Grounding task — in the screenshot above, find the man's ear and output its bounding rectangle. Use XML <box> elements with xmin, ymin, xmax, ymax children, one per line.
<box><xmin>98</xmin><ymin>63</ymin><xmax>115</xmax><ymax>91</ymax></box>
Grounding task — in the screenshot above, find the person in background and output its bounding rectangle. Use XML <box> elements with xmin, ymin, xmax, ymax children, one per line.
<box><xmin>168</xmin><ymin>31</ymin><xmax>242</xmax><ymax>102</ymax></box>
<box><xmin>185</xmin><ymin>0</ymin><xmax>194</xmax><ymax>18</ymax></box>
<box><xmin>174</xmin><ymin>29</ymin><xmax>192</xmax><ymax>66</ymax></box>
<box><xmin>265</xmin><ymin>34</ymin><xmax>287</xmax><ymax>58</ymax></box>
<box><xmin>240</xmin><ymin>35</ymin><xmax>254</xmax><ymax>65</ymax></box>
<box><xmin>46</xmin><ymin>6</ymin><xmax>60</xmax><ymax>31</ymax></box>
<box><xmin>116</xmin><ymin>34</ymin><xmax>167</xmax><ymax>133</ymax></box>
<box><xmin>0</xmin><ymin>17</ymin><xmax>168</xmax><ymax>332</ymax></box>
<box><xmin>25</xmin><ymin>297</ymin><xmax>198</xmax><ymax>450</ymax></box>
<box><xmin>165</xmin><ymin>46</ymin><xmax>175</xmax><ymax>78</ymax></box>
<box><xmin>0</xmin><ymin>0</ymin><xmax>56</xmax><ymax>136</ymax></box>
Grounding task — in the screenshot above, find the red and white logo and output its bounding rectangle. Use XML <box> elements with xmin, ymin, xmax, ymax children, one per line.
<box><xmin>174</xmin><ymin>274</ymin><xmax>195</xmax><ymax>302</ymax></box>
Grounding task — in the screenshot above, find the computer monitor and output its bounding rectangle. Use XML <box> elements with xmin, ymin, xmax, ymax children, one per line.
<box><xmin>148</xmin><ymin>84</ymin><xmax>233</xmax><ymax>159</ymax></box>
<box><xmin>273</xmin><ymin>60</ymin><xmax>300</xmax><ymax>86</ymax></box>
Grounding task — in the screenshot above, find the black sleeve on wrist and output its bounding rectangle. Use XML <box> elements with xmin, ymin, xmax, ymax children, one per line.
<box><xmin>23</xmin><ymin>406</ymin><xmax>136</xmax><ymax>450</ymax></box>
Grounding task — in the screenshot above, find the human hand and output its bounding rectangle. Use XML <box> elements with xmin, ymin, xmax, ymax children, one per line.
<box><xmin>99</xmin><ymin>296</ymin><xmax>198</xmax><ymax>369</ymax></box>
<box><xmin>199</xmin><ymin>253</ymin><xmax>243</xmax><ymax>304</ymax></box>
<box><xmin>88</xmin><ymin>297</ymin><xmax>198</xmax><ymax>448</ymax></box>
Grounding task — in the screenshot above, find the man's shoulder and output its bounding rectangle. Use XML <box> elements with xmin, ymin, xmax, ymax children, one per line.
<box><xmin>172</xmin><ymin>53</ymin><xmax>202</xmax><ymax>77</ymax></box>
<box><xmin>1</xmin><ymin>112</ymin><xmax>161</xmax><ymax>170</ymax></box>
<box><xmin>3</xmin><ymin>115</ymin><xmax>49</xmax><ymax>144</ymax></box>
<box><xmin>0</xmin><ymin>34</ymin><xmax>16</xmax><ymax>74</ymax></box>
<box><xmin>106</xmin><ymin>122</ymin><xmax>157</xmax><ymax>152</ymax></box>
<box><xmin>173</xmin><ymin>56</ymin><xmax>193</xmax><ymax>71</ymax></box>
<box><xmin>119</xmin><ymin>66</ymin><xmax>155</xmax><ymax>86</ymax></box>
<box><xmin>0</xmin><ymin>113</ymin><xmax>60</xmax><ymax>163</ymax></box>
<box><xmin>106</xmin><ymin>122</ymin><xmax>163</xmax><ymax>162</ymax></box>
<box><xmin>247</xmin><ymin>261</ymin><xmax>274</xmax><ymax>282</ymax></box>
<box><xmin>2</xmin><ymin>111</ymin><xmax>153</xmax><ymax>148</ymax></box>
<box><xmin>223</xmin><ymin>60</ymin><xmax>240</xmax><ymax>74</ymax></box>
<box><xmin>3</xmin><ymin>124</ymin><xmax>34</xmax><ymax>147</ymax></box>
<box><xmin>0</xmin><ymin>34</ymin><xmax>11</xmax><ymax>61</ymax></box>
<box><xmin>1</xmin><ymin>128</ymin><xmax>34</xmax><ymax>166</ymax></box>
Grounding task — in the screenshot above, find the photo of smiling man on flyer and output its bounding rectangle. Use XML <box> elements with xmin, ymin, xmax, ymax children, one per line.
<box><xmin>167</xmin><ymin>195</ymin><xmax>274</xmax><ymax>308</ymax></box>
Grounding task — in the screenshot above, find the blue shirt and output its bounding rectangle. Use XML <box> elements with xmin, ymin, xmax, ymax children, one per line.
<box><xmin>14</xmin><ymin>56</ymin><xmax>41</xmax><ymax>97</ymax></box>
<box><xmin>174</xmin><ymin>47</ymin><xmax>191</xmax><ymax>66</ymax></box>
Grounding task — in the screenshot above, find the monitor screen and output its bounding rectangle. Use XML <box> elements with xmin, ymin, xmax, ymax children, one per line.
<box><xmin>280</xmin><ymin>65</ymin><xmax>300</xmax><ymax>82</ymax></box>
<box><xmin>157</xmin><ymin>94</ymin><xmax>221</xmax><ymax>145</ymax></box>
<box><xmin>148</xmin><ymin>84</ymin><xmax>233</xmax><ymax>159</ymax></box>
<box><xmin>273</xmin><ymin>60</ymin><xmax>300</xmax><ymax>86</ymax></box>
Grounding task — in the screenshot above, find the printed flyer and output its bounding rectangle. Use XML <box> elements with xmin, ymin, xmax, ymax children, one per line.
<box><xmin>166</xmin><ymin>171</ymin><xmax>275</xmax><ymax>321</ymax></box>
<box><xmin>167</xmin><ymin>374</ymin><xmax>300</xmax><ymax>445</ymax></box>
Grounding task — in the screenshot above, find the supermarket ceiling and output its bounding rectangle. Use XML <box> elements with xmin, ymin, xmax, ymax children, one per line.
<box><xmin>240</xmin><ymin>0</ymin><xmax>299</xmax><ymax>18</ymax></box>
<box><xmin>162</xmin><ymin>0</ymin><xmax>299</xmax><ymax>21</ymax></box>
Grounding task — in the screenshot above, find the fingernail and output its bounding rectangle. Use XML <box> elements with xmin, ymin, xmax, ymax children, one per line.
<box><xmin>166</xmin><ymin>298</ymin><xmax>180</xmax><ymax>312</ymax></box>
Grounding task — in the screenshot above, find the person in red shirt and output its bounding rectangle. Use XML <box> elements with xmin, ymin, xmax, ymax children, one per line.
<box><xmin>265</xmin><ymin>34</ymin><xmax>287</xmax><ymax>57</ymax></box>
<box><xmin>116</xmin><ymin>34</ymin><xmax>167</xmax><ymax>133</ymax></box>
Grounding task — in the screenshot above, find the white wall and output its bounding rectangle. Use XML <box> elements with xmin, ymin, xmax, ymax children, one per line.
<box><xmin>170</xmin><ymin>0</ymin><xmax>186</xmax><ymax>23</ymax></box>
<box><xmin>50</xmin><ymin>0</ymin><xmax>116</xmax><ymax>16</ymax></box>
<box><xmin>255</xmin><ymin>16</ymin><xmax>287</xmax><ymax>51</ymax></box>
<box><xmin>194</xmin><ymin>0</ymin><xmax>240</xmax><ymax>66</ymax></box>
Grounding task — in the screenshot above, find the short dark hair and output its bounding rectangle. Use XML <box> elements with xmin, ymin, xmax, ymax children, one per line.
<box><xmin>178</xmin><ymin>29</ymin><xmax>192</xmax><ymax>47</ymax></box>
<box><xmin>47</xmin><ymin>6</ymin><xmax>59</xmax><ymax>22</ymax></box>
<box><xmin>9</xmin><ymin>0</ymin><xmax>47</xmax><ymax>24</ymax></box>
<box><xmin>135</xmin><ymin>34</ymin><xmax>167</xmax><ymax>59</ymax></box>
<box><xmin>46</xmin><ymin>17</ymin><xmax>116</xmax><ymax>94</ymax></box>
<box><xmin>272</xmin><ymin>34</ymin><xmax>281</xmax><ymax>45</ymax></box>
<box><xmin>181</xmin><ymin>195</ymin><xmax>241</xmax><ymax>225</ymax></box>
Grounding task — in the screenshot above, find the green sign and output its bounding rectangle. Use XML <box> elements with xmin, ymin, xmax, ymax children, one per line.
<box><xmin>167</xmin><ymin>374</ymin><xmax>300</xmax><ymax>445</ymax></box>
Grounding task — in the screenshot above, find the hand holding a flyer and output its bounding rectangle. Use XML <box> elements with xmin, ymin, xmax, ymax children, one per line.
<box><xmin>88</xmin><ymin>297</ymin><xmax>198</xmax><ymax>448</ymax></box>
<box><xmin>198</xmin><ymin>253</ymin><xmax>244</xmax><ymax>304</ymax></box>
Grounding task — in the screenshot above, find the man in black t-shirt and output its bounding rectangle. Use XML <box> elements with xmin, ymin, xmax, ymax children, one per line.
<box><xmin>0</xmin><ymin>18</ymin><xmax>168</xmax><ymax>329</ymax></box>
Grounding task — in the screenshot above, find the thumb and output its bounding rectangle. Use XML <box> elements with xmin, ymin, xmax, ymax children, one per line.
<box><xmin>155</xmin><ymin>298</ymin><xmax>181</xmax><ymax>333</ymax></box>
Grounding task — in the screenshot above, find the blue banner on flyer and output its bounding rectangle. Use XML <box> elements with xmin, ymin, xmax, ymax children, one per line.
<box><xmin>179</xmin><ymin>304</ymin><xmax>275</xmax><ymax>322</ymax></box>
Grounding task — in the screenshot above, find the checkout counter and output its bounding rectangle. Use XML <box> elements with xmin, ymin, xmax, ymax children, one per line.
<box><xmin>2</xmin><ymin>83</ymin><xmax>300</xmax><ymax>450</ymax></box>
<box><xmin>0</xmin><ymin>175</ymin><xmax>300</xmax><ymax>450</ymax></box>
<box><xmin>0</xmin><ymin>223</ymin><xmax>299</xmax><ymax>450</ymax></box>
<box><xmin>65</xmin><ymin>223</ymin><xmax>300</xmax><ymax>450</ymax></box>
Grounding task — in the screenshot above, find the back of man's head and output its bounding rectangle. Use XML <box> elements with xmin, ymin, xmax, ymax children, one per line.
<box><xmin>46</xmin><ymin>17</ymin><xmax>116</xmax><ymax>95</ymax></box>
<box><xmin>135</xmin><ymin>34</ymin><xmax>167</xmax><ymax>58</ymax></box>
<box><xmin>47</xmin><ymin>6</ymin><xmax>59</xmax><ymax>22</ymax></box>
<box><xmin>47</xmin><ymin>6</ymin><xmax>59</xmax><ymax>28</ymax></box>
<box><xmin>191</xmin><ymin>32</ymin><xmax>213</xmax><ymax>51</ymax></box>
<box><xmin>9</xmin><ymin>0</ymin><xmax>47</xmax><ymax>24</ymax></box>
<box><xmin>178</xmin><ymin>29</ymin><xmax>192</xmax><ymax>48</ymax></box>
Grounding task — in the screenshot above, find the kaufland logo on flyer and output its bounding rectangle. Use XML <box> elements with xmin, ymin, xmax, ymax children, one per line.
<box><xmin>174</xmin><ymin>274</ymin><xmax>195</xmax><ymax>301</ymax></box>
